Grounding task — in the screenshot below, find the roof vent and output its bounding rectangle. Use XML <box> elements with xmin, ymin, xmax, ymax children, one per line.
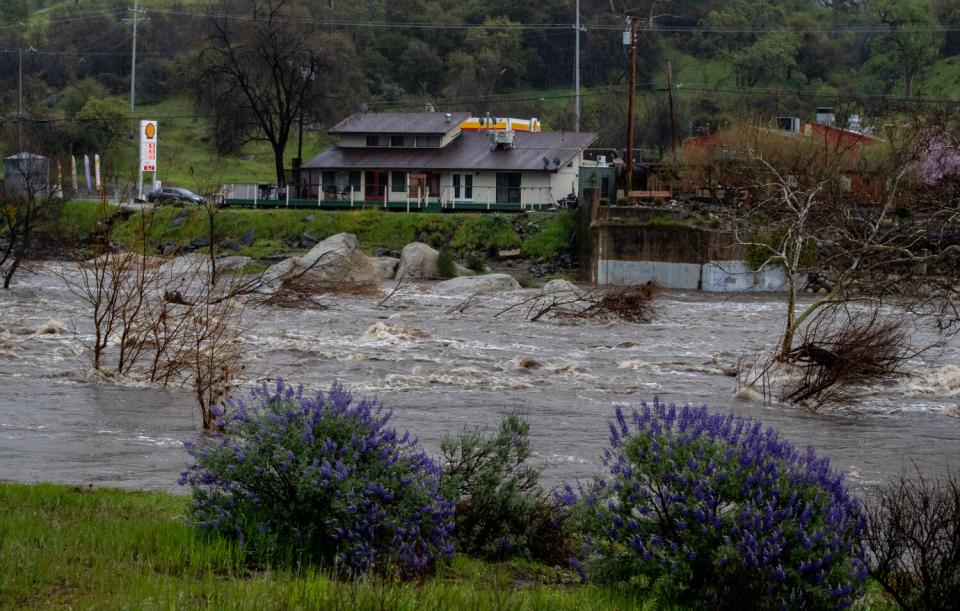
<box><xmin>444</xmin><ymin>112</ymin><xmax>452</xmax><ymax>122</ymax></box>
<box><xmin>489</xmin><ymin>129</ymin><xmax>515</xmax><ymax>150</ymax></box>
<box><xmin>424</xmin><ymin>103</ymin><xmax>436</xmax><ymax>112</ymax></box>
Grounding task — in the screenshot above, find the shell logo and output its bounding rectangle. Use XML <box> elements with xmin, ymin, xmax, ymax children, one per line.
<box><xmin>144</xmin><ymin>122</ymin><xmax>156</xmax><ymax>139</ymax></box>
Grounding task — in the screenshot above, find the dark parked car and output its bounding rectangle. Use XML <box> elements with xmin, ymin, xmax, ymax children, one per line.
<box><xmin>146</xmin><ymin>187</ymin><xmax>207</xmax><ymax>205</ymax></box>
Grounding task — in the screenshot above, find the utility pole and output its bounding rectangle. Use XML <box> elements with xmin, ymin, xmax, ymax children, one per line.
<box><xmin>667</xmin><ymin>60</ymin><xmax>677</xmax><ymax>164</ymax></box>
<box><xmin>574</xmin><ymin>0</ymin><xmax>580</xmax><ymax>132</ymax></box>
<box><xmin>129</xmin><ymin>0</ymin><xmax>139</xmax><ymax>126</ymax></box>
<box><xmin>625</xmin><ymin>17</ymin><xmax>638</xmax><ymax>195</ymax></box>
<box><xmin>18</xmin><ymin>47</ymin><xmax>22</xmax><ymax>152</ymax></box>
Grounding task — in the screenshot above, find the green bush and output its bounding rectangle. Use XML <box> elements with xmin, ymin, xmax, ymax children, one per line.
<box><xmin>463</xmin><ymin>253</ymin><xmax>486</xmax><ymax>274</ymax></box>
<box><xmin>437</xmin><ymin>250</ymin><xmax>457</xmax><ymax>278</ymax></box>
<box><xmin>522</xmin><ymin>211</ymin><xmax>575</xmax><ymax>260</ymax></box>
<box><xmin>180</xmin><ymin>379</ymin><xmax>455</xmax><ymax>577</ymax></box>
<box><xmin>451</xmin><ymin>215</ymin><xmax>520</xmax><ymax>253</ymax></box>
<box><xmin>561</xmin><ymin>401</ymin><xmax>868</xmax><ymax>609</ymax></box>
<box><xmin>441</xmin><ymin>415</ymin><xmax>570</xmax><ymax>563</ymax></box>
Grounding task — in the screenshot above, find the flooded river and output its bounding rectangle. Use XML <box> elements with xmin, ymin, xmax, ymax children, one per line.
<box><xmin>1</xmin><ymin>264</ymin><xmax>959</xmax><ymax>493</ymax></box>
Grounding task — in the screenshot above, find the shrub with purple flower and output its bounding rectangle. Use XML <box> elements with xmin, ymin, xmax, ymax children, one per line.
<box><xmin>179</xmin><ymin>379</ymin><xmax>455</xmax><ymax>578</ymax></box>
<box><xmin>560</xmin><ymin>398</ymin><xmax>868</xmax><ymax>609</ymax></box>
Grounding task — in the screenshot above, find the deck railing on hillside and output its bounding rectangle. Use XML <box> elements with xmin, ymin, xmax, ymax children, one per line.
<box><xmin>221</xmin><ymin>184</ymin><xmax>563</xmax><ymax>212</ymax></box>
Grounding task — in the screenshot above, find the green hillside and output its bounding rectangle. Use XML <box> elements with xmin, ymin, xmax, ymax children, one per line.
<box><xmin>2</xmin><ymin>0</ymin><xmax>959</xmax><ymax>176</ymax></box>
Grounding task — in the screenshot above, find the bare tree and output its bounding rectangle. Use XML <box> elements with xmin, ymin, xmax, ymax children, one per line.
<box><xmin>865</xmin><ymin>466</ymin><xmax>960</xmax><ymax>611</ymax></box>
<box><xmin>708</xmin><ymin>115</ymin><xmax>960</xmax><ymax>406</ymax></box>
<box><xmin>194</xmin><ymin>0</ymin><xmax>361</xmax><ymax>186</ymax></box>
<box><xmin>64</xmin><ymin>202</ymin><xmax>346</xmax><ymax>428</ymax></box>
<box><xmin>0</xmin><ymin>152</ymin><xmax>68</xmax><ymax>288</ymax></box>
<box><xmin>495</xmin><ymin>283</ymin><xmax>659</xmax><ymax>323</ymax></box>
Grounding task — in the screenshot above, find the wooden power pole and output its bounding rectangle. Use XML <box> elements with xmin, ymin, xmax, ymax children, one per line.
<box><xmin>625</xmin><ymin>17</ymin><xmax>638</xmax><ymax>196</ymax></box>
<box><xmin>667</xmin><ymin>60</ymin><xmax>677</xmax><ymax>164</ymax></box>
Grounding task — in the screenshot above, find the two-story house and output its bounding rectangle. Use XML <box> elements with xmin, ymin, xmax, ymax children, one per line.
<box><xmin>300</xmin><ymin>111</ymin><xmax>598</xmax><ymax>211</ymax></box>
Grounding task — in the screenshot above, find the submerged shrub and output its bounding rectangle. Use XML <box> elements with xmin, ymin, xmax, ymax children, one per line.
<box><xmin>179</xmin><ymin>379</ymin><xmax>455</xmax><ymax>578</ymax></box>
<box><xmin>440</xmin><ymin>414</ymin><xmax>571</xmax><ymax>563</ymax></box>
<box><xmin>560</xmin><ymin>399</ymin><xmax>868</xmax><ymax>609</ymax></box>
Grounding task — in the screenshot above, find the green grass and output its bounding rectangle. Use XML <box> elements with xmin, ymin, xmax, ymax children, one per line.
<box><xmin>521</xmin><ymin>211</ymin><xmax>575</xmax><ymax>259</ymax></box>
<box><xmin>59</xmin><ymin>202</ymin><xmax>575</xmax><ymax>261</ymax></box>
<box><xmin>0</xmin><ymin>482</ymin><xmax>656</xmax><ymax>610</ymax></box>
<box><xmin>111</xmin><ymin>97</ymin><xmax>337</xmax><ymax>188</ymax></box>
<box><xmin>920</xmin><ymin>56</ymin><xmax>960</xmax><ymax>99</ymax></box>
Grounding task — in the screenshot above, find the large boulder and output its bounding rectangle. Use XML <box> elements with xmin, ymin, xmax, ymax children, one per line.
<box><xmin>301</xmin><ymin>233</ymin><xmax>359</xmax><ymax>269</ymax></box>
<box><xmin>369</xmin><ymin>256</ymin><xmax>400</xmax><ymax>280</ymax></box>
<box><xmin>434</xmin><ymin>273</ymin><xmax>522</xmax><ymax>295</ymax></box>
<box><xmin>454</xmin><ymin>263</ymin><xmax>477</xmax><ymax>277</ymax></box>
<box><xmin>541</xmin><ymin>279</ymin><xmax>579</xmax><ymax>295</ymax></box>
<box><xmin>215</xmin><ymin>255</ymin><xmax>252</xmax><ymax>273</ymax></box>
<box><xmin>395</xmin><ymin>242</ymin><xmax>439</xmax><ymax>279</ymax></box>
<box><xmin>261</xmin><ymin>233</ymin><xmax>379</xmax><ymax>291</ymax></box>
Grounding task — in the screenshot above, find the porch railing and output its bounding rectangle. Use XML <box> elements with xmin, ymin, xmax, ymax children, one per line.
<box><xmin>222</xmin><ymin>184</ymin><xmax>561</xmax><ymax>211</ymax></box>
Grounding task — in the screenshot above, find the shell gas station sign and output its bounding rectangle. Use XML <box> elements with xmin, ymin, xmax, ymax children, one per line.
<box><xmin>140</xmin><ymin>120</ymin><xmax>157</xmax><ymax>172</ymax></box>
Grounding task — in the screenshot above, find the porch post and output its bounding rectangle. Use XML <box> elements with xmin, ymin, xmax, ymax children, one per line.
<box><xmin>350</xmin><ymin>186</ymin><xmax>354</xmax><ymax>207</ymax></box>
<box><xmin>253</xmin><ymin>185</ymin><xmax>258</xmax><ymax>208</ymax></box>
<box><xmin>285</xmin><ymin>184</ymin><xmax>290</xmax><ymax>207</ymax></box>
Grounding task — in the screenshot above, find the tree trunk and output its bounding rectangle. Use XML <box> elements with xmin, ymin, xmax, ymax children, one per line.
<box><xmin>3</xmin><ymin>232</ymin><xmax>28</xmax><ymax>289</ymax></box>
<box><xmin>780</xmin><ymin>275</ymin><xmax>797</xmax><ymax>360</ymax></box>
<box><xmin>273</xmin><ymin>142</ymin><xmax>286</xmax><ymax>188</ymax></box>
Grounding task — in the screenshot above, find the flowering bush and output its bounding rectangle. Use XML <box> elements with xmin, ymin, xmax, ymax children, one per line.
<box><xmin>559</xmin><ymin>399</ymin><xmax>868</xmax><ymax>609</ymax></box>
<box><xmin>179</xmin><ymin>379</ymin><xmax>455</xmax><ymax>578</ymax></box>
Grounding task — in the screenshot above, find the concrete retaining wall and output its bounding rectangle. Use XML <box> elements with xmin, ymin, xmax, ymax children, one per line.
<box><xmin>596</xmin><ymin>258</ymin><xmax>791</xmax><ymax>292</ymax></box>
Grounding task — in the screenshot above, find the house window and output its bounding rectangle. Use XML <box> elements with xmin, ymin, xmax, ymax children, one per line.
<box><xmin>348</xmin><ymin>171</ymin><xmax>361</xmax><ymax>191</ymax></box>
<box><xmin>496</xmin><ymin>172</ymin><xmax>521</xmax><ymax>203</ymax></box>
<box><xmin>391</xmin><ymin>171</ymin><xmax>406</xmax><ymax>193</ymax></box>
<box><xmin>452</xmin><ymin>174</ymin><xmax>473</xmax><ymax>200</ymax></box>
<box><xmin>417</xmin><ymin>135</ymin><xmax>441</xmax><ymax>148</ymax></box>
<box><xmin>321</xmin><ymin>171</ymin><xmax>337</xmax><ymax>193</ymax></box>
<box><xmin>366</xmin><ymin>135</ymin><xmax>389</xmax><ymax>147</ymax></box>
<box><xmin>391</xmin><ymin>135</ymin><xmax>404</xmax><ymax>147</ymax></box>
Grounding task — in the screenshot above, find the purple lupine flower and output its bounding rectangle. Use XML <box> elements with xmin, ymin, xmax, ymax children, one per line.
<box><xmin>180</xmin><ymin>378</ymin><xmax>455</xmax><ymax>579</ymax></box>
<box><xmin>562</xmin><ymin>398</ymin><xmax>867</xmax><ymax>609</ymax></box>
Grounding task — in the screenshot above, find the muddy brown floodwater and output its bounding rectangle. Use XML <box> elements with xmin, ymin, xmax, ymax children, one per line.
<box><xmin>1</xmin><ymin>264</ymin><xmax>959</xmax><ymax>493</ymax></box>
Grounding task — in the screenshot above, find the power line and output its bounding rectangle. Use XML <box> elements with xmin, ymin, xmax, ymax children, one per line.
<box><xmin>128</xmin><ymin>9</ymin><xmax>960</xmax><ymax>35</ymax></box>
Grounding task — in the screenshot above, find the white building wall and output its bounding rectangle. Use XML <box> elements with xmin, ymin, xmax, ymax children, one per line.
<box><xmin>550</xmin><ymin>153</ymin><xmax>581</xmax><ymax>201</ymax></box>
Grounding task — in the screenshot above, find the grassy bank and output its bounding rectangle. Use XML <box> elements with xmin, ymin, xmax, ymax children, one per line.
<box><xmin>0</xmin><ymin>483</ymin><xmax>651</xmax><ymax>610</ymax></box>
<box><xmin>58</xmin><ymin>201</ymin><xmax>576</xmax><ymax>262</ymax></box>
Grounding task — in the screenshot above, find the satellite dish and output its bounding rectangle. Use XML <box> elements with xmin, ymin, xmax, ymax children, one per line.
<box><xmin>543</xmin><ymin>156</ymin><xmax>550</xmax><ymax>166</ymax></box>
<box><xmin>360</xmin><ymin>103</ymin><xmax>369</xmax><ymax>114</ymax></box>
<box><xmin>553</xmin><ymin>157</ymin><xmax>561</xmax><ymax>167</ymax></box>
